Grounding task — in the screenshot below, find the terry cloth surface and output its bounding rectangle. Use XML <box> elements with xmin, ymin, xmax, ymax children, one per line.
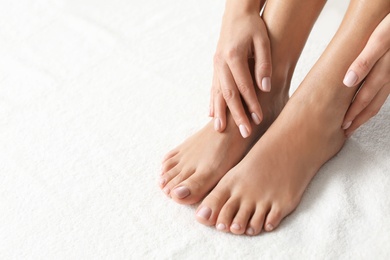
<box><xmin>0</xmin><ymin>0</ymin><xmax>389</xmax><ymax>258</ymax></box>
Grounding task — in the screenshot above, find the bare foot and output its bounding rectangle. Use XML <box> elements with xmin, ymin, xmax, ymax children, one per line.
<box><xmin>195</xmin><ymin>87</ymin><xmax>347</xmax><ymax>235</ymax></box>
<box><xmin>159</xmin><ymin>82</ymin><xmax>289</xmax><ymax>205</ymax></box>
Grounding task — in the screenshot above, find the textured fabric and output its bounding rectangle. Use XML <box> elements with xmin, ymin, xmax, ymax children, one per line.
<box><xmin>0</xmin><ymin>0</ymin><xmax>389</xmax><ymax>258</ymax></box>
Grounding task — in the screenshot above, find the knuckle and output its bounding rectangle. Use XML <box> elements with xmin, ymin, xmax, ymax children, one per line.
<box><xmin>355</xmin><ymin>58</ymin><xmax>371</xmax><ymax>73</ymax></box>
<box><xmin>257</xmin><ymin>61</ymin><xmax>272</xmax><ymax>73</ymax></box>
<box><xmin>222</xmin><ymin>88</ymin><xmax>235</xmax><ymax>101</ymax></box>
<box><xmin>226</xmin><ymin>47</ymin><xmax>240</xmax><ymax>60</ymax></box>
<box><xmin>236</xmin><ymin>82</ymin><xmax>249</xmax><ymax>94</ymax></box>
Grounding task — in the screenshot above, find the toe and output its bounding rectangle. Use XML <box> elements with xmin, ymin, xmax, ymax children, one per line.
<box><xmin>161</xmin><ymin>157</ymin><xmax>179</xmax><ymax>175</ymax></box>
<box><xmin>170</xmin><ymin>169</ymin><xmax>222</xmax><ymax>204</ymax></box>
<box><xmin>245</xmin><ymin>204</ymin><xmax>268</xmax><ymax>236</ymax></box>
<box><xmin>230</xmin><ymin>203</ymin><xmax>254</xmax><ymax>235</ymax></box>
<box><xmin>162</xmin><ymin>149</ymin><xmax>178</xmax><ymax>163</ymax></box>
<box><xmin>216</xmin><ymin>198</ymin><xmax>240</xmax><ymax>233</ymax></box>
<box><xmin>196</xmin><ymin>188</ymin><xmax>230</xmax><ymax>226</ymax></box>
<box><xmin>264</xmin><ymin>205</ymin><xmax>286</xmax><ymax>232</ymax></box>
<box><xmin>159</xmin><ymin>165</ymin><xmax>181</xmax><ymax>189</ymax></box>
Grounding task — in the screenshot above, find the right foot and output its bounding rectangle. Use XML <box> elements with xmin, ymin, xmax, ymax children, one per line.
<box><xmin>159</xmin><ymin>81</ymin><xmax>289</xmax><ymax>205</ymax></box>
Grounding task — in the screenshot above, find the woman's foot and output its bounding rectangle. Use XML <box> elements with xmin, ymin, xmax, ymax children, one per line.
<box><xmin>159</xmin><ymin>80</ymin><xmax>289</xmax><ymax>205</ymax></box>
<box><xmin>195</xmin><ymin>83</ymin><xmax>347</xmax><ymax>235</ymax></box>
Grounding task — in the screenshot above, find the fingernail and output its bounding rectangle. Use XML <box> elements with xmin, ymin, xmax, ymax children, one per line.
<box><xmin>342</xmin><ymin>121</ymin><xmax>352</xmax><ymax>130</ymax></box>
<box><xmin>251</xmin><ymin>113</ymin><xmax>261</xmax><ymax>125</ymax></box>
<box><xmin>216</xmin><ymin>223</ymin><xmax>226</xmax><ymax>231</ymax></box>
<box><xmin>266</xmin><ymin>224</ymin><xmax>274</xmax><ymax>231</ymax></box>
<box><xmin>159</xmin><ymin>177</ymin><xmax>166</xmax><ymax>185</ymax></box>
<box><xmin>172</xmin><ymin>186</ymin><xmax>190</xmax><ymax>199</ymax></box>
<box><xmin>196</xmin><ymin>206</ymin><xmax>212</xmax><ymax>220</ymax></box>
<box><xmin>239</xmin><ymin>124</ymin><xmax>249</xmax><ymax>138</ymax></box>
<box><xmin>343</xmin><ymin>70</ymin><xmax>358</xmax><ymax>87</ymax></box>
<box><xmin>246</xmin><ymin>227</ymin><xmax>255</xmax><ymax>235</ymax></box>
<box><xmin>262</xmin><ymin>77</ymin><xmax>271</xmax><ymax>92</ymax></box>
<box><xmin>214</xmin><ymin>117</ymin><xmax>221</xmax><ymax>131</ymax></box>
<box><xmin>231</xmin><ymin>223</ymin><xmax>241</xmax><ymax>230</ymax></box>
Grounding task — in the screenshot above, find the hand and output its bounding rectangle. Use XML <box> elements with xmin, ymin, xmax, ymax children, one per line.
<box><xmin>210</xmin><ymin>4</ymin><xmax>271</xmax><ymax>138</ymax></box>
<box><xmin>342</xmin><ymin>14</ymin><xmax>390</xmax><ymax>137</ymax></box>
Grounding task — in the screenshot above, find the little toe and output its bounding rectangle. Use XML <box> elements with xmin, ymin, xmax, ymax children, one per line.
<box><xmin>246</xmin><ymin>204</ymin><xmax>268</xmax><ymax>236</ymax></box>
<box><xmin>196</xmin><ymin>189</ymin><xmax>230</xmax><ymax>226</ymax></box>
<box><xmin>230</xmin><ymin>204</ymin><xmax>254</xmax><ymax>235</ymax></box>
<box><xmin>264</xmin><ymin>205</ymin><xmax>285</xmax><ymax>232</ymax></box>
<box><xmin>159</xmin><ymin>165</ymin><xmax>181</xmax><ymax>189</ymax></box>
<box><xmin>216</xmin><ymin>199</ymin><xmax>240</xmax><ymax>233</ymax></box>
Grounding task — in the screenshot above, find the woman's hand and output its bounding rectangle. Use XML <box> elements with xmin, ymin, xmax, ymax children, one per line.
<box><xmin>210</xmin><ymin>1</ymin><xmax>271</xmax><ymax>138</ymax></box>
<box><xmin>342</xmin><ymin>14</ymin><xmax>390</xmax><ymax>137</ymax></box>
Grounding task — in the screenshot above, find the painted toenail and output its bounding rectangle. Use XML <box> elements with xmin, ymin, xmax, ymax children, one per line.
<box><xmin>173</xmin><ymin>186</ymin><xmax>190</xmax><ymax>199</ymax></box>
<box><xmin>246</xmin><ymin>227</ymin><xmax>255</xmax><ymax>235</ymax></box>
<box><xmin>196</xmin><ymin>206</ymin><xmax>212</xmax><ymax>220</ymax></box>
<box><xmin>342</xmin><ymin>121</ymin><xmax>352</xmax><ymax>130</ymax></box>
<box><xmin>231</xmin><ymin>223</ymin><xmax>241</xmax><ymax>230</ymax></box>
<box><xmin>163</xmin><ymin>187</ymin><xmax>170</xmax><ymax>195</ymax></box>
<box><xmin>239</xmin><ymin>124</ymin><xmax>249</xmax><ymax>138</ymax></box>
<box><xmin>262</xmin><ymin>77</ymin><xmax>271</xmax><ymax>92</ymax></box>
<box><xmin>251</xmin><ymin>113</ymin><xmax>261</xmax><ymax>125</ymax></box>
<box><xmin>216</xmin><ymin>223</ymin><xmax>226</xmax><ymax>231</ymax></box>
<box><xmin>159</xmin><ymin>177</ymin><xmax>166</xmax><ymax>185</ymax></box>
<box><xmin>266</xmin><ymin>224</ymin><xmax>274</xmax><ymax>231</ymax></box>
<box><xmin>214</xmin><ymin>117</ymin><xmax>222</xmax><ymax>131</ymax></box>
<box><xmin>343</xmin><ymin>70</ymin><xmax>358</xmax><ymax>87</ymax></box>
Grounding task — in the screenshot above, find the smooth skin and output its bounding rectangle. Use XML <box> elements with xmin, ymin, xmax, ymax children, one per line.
<box><xmin>159</xmin><ymin>0</ymin><xmax>325</xmax><ymax>204</ymax></box>
<box><xmin>342</xmin><ymin>13</ymin><xmax>390</xmax><ymax>136</ymax></box>
<box><xmin>196</xmin><ymin>0</ymin><xmax>390</xmax><ymax>235</ymax></box>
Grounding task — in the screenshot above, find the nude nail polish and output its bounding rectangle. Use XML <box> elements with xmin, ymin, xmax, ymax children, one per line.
<box><xmin>251</xmin><ymin>113</ymin><xmax>261</xmax><ymax>125</ymax></box>
<box><xmin>246</xmin><ymin>227</ymin><xmax>255</xmax><ymax>235</ymax></box>
<box><xmin>266</xmin><ymin>224</ymin><xmax>274</xmax><ymax>231</ymax></box>
<box><xmin>214</xmin><ymin>117</ymin><xmax>221</xmax><ymax>131</ymax></box>
<box><xmin>196</xmin><ymin>207</ymin><xmax>212</xmax><ymax>220</ymax></box>
<box><xmin>342</xmin><ymin>121</ymin><xmax>352</xmax><ymax>130</ymax></box>
<box><xmin>217</xmin><ymin>223</ymin><xmax>226</xmax><ymax>231</ymax></box>
<box><xmin>262</xmin><ymin>77</ymin><xmax>271</xmax><ymax>92</ymax></box>
<box><xmin>343</xmin><ymin>71</ymin><xmax>358</xmax><ymax>87</ymax></box>
<box><xmin>231</xmin><ymin>223</ymin><xmax>240</xmax><ymax>230</ymax></box>
<box><xmin>239</xmin><ymin>124</ymin><xmax>249</xmax><ymax>138</ymax></box>
<box><xmin>173</xmin><ymin>186</ymin><xmax>190</xmax><ymax>199</ymax></box>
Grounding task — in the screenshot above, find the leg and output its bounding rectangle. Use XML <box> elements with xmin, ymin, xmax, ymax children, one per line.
<box><xmin>159</xmin><ymin>0</ymin><xmax>325</xmax><ymax>204</ymax></box>
<box><xmin>196</xmin><ymin>0</ymin><xmax>390</xmax><ymax>235</ymax></box>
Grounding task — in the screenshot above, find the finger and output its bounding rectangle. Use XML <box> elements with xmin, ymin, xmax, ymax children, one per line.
<box><xmin>209</xmin><ymin>71</ymin><xmax>218</xmax><ymax>117</ymax></box>
<box><xmin>253</xmin><ymin>32</ymin><xmax>272</xmax><ymax>92</ymax></box>
<box><xmin>215</xmin><ymin>60</ymin><xmax>252</xmax><ymax>138</ymax></box>
<box><xmin>213</xmin><ymin>89</ymin><xmax>227</xmax><ymax>132</ymax></box>
<box><xmin>343</xmin><ymin>50</ymin><xmax>390</xmax><ymax>129</ymax></box>
<box><xmin>227</xmin><ymin>56</ymin><xmax>263</xmax><ymax>126</ymax></box>
<box><xmin>345</xmin><ymin>83</ymin><xmax>390</xmax><ymax>137</ymax></box>
<box><xmin>343</xmin><ymin>14</ymin><xmax>390</xmax><ymax>87</ymax></box>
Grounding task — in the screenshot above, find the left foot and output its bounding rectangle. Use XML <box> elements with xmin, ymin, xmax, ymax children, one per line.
<box><xmin>195</xmin><ymin>84</ymin><xmax>347</xmax><ymax>235</ymax></box>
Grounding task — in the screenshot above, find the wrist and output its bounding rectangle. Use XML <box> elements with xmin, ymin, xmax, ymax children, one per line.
<box><xmin>225</xmin><ymin>0</ymin><xmax>264</xmax><ymax>15</ymax></box>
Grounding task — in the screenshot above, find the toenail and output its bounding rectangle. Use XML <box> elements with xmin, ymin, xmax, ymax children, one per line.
<box><xmin>196</xmin><ymin>206</ymin><xmax>212</xmax><ymax>220</ymax></box>
<box><xmin>342</xmin><ymin>121</ymin><xmax>352</xmax><ymax>130</ymax></box>
<box><xmin>251</xmin><ymin>113</ymin><xmax>261</xmax><ymax>125</ymax></box>
<box><xmin>239</xmin><ymin>124</ymin><xmax>249</xmax><ymax>138</ymax></box>
<box><xmin>163</xmin><ymin>187</ymin><xmax>170</xmax><ymax>195</ymax></box>
<box><xmin>266</xmin><ymin>224</ymin><xmax>274</xmax><ymax>231</ymax></box>
<box><xmin>214</xmin><ymin>117</ymin><xmax>222</xmax><ymax>131</ymax></box>
<box><xmin>159</xmin><ymin>177</ymin><xmax>166</xmax><ymax>185</ymax></box>
<box><xmin>172</xmin><ymin>186</ymin><xmax>190</xmax><ymax>199</ymax></box>
<box><xmin>216</xmin><ymin>223</ymin><xmax>226</xmax><ymax>231</ymax></box>
<box><xmin>246</xmin><ymin>227</ymin><xmax>255</xmax><ymax>235</ymax></box>
<box><xmin>231</xmin><ymin>223</ymin><xmax>240</xmax><ymax>230</ymax></box>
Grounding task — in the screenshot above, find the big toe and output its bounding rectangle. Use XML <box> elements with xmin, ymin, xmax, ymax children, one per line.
<box><xmin>171</xmin><ymin>170</ymin><xmax>224</xmax><ymax>205</ymax></box>
<box><xmin>195</xmin><ymin>188</ymin><xmax>230</xmax><ymax>226</ymax></box>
